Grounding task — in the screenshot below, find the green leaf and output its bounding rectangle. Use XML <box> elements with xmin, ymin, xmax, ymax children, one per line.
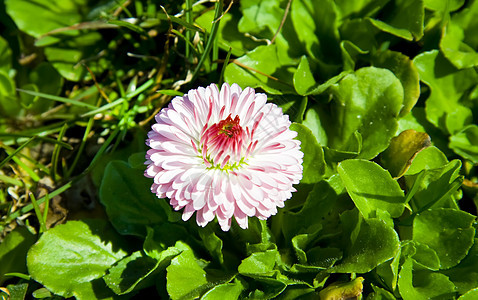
<box><xmin>333</xmin><ymin>216</ymin><xmax>400</xmax><ymax>273</ymax></box>
<box><xmin>224</xmin><ymin>44</ymin><xmax>295</xmax><ymax>94</ymax></box>
<box><xmin>368</xmin><ymin>0</ymin><xmax>424</xmax><ymax>41</ymax></box>
<box><xmin>459</xmin><ymin>288</ymin><xmax>478</xmax><ymax>300</ymax></box>
<box><xmin>372</xmin><ymin>50</ymin><xmax>420</xmax><ymax>117</ymax></box>
<box><xmin>338</xmin><ymin>159</ymin><xmax>406</xmax><ymax>219</ymax></box>
<box><xmin>282</xmin><ymin>180</ymin><xmax>338</xmax><ymax>241</ymax></box>
<box><xmin>423</xmin><ymin>0</ymin><xmax>464</xmax><ymax>11</ymax></box>
<box><xmin>404</xmin><ymin>146</ymin><xmax>448</xmax><ymax>175</ymax></box>
<box><xmin>166</xmin><ymin>247</ymin><xmax>209</xmax><ymax>300</ymax></box>
<box><xmin>238</xmin><ymin>249</ymin><xmax>278</xmax><ymax>277</ymax></box>
<box><xmin>5</xmin><ymin>0</ymin><xmax>86</xmax><ymax>38</ymax></box>
<box><xmin>398</xmin><ymin>258</ymin><xmax>456</xmax><ymax>300</ymax></box>
<box><xmin>413</xmin><ymin>50</ymin><xmax>478</xmax><ymax>134</ymax></box>
<box><xmin>325</xmin><ymin>67</ymin><xmax>404</xmax><ymax>159</ymax></box>
<box><xmin>27</xmin><ymin>219</ymin><xmax>128</xmax><ymax>299</ymax></box>
<box><xmin>143</xmin><ymin>224</ymin><xmax>188</xmax><ymax>260</ymax></box>
<box><xmin>198</xmin><ymin>225</ymin><xmax>224</xmax><ymax>265</ymax></box>
<box><xmin>0</xmin><ymin>70</ymin><xmax>21</xmax><ymax>117</ymax></box>
<box><xmin>335</xmin><ymin>0</ymin><xmax>391</xmax><ymax>18</ymax></box>
<box><xmin>195</xmin><ymin>9</ymin><xmax>261</xmax><ymax>57</ymax></box>
<box><xmin>290</xmin><ymin>0</ymin><xmax>341</xmax><ymax>63</ymax></box>
<box><xmin>413</xmin><ymin>208</ymin><xmax>475</xmax><ymax>269</ymax></box>
<box><xmin>43</xmin><ymin>32</ymin><xmax>106</xmax><ymax>81</ymax></box>
<box><xmin>0</xmin><ymin>227</ymin><xmax>36</xmax><ymax>285</ymax></box>
<box><xmin>290</xmin><ymin>123</ymin><xmax>325</xmax><ymax>184</ymax></box>
<box><xmin>99</xmin><ymin>160</ymin><xmax>169</xmax><ymax>237</ymax></box>
<box><xmin>449</xmin><ymin>125</ymin><xmax>478</xmax><ymax>163</ymax></box>
<box><xmin>201</xmin><ymin>278</ymin><xmax>245</xmax><ymax>300</ymax></box>
<box><xmin>291</xmin><ymin>226</ymin><xmax>323</xmax><ymax>264</ymax></box>
<box><xmin>443</xmin><ymin>239</ymin><xmax>478</xmax><ymax>294</ymax></box>
<box><xmin>5</xmin><ymin>283</ymin><xmax>29</xmax><ymax>300</ymax></box>
<box><xmin>104</xmin><ymin>250</ymin><xmax>170</xmax><ymax>295</ymax></box>
<box><xmin>440</xmin><ymin>22</ymin><xmax>478</xmax><ymax>69</ymax></box>
<box><xmin>0</xmin><ymin>36</ymin><xmax>12</xmax><ymax>73</ymax></box>
<box><xmin>381</xmin><ymin>129</ymin><xmax>431</xmax><ymax>178</ymax></box>
<box><xmin>405</xmin><ymin>159</ymin><xmax>462</xmax><ymax>211</ymax></box>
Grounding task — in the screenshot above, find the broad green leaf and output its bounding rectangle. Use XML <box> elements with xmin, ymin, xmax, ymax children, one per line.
<box><xmin>405</xmin><ymin>146</ymin><xmax>448</xmax><ymax>175</ymax></box>
<box><xmin>143</xmin><ymin>224</ymin><xmax>187</xmax><ymax>260</ymax></box>
<box><xmin>293</xmin><ymin>56</ymin><xmax>349</xmax><ymax>95</ymax></box>
<box><xmin>0</xmin><ymin>70</ymin><xmax>21</xmax><ymax>117</ymax></box>
<box><xmin>338</xmin><ymin>159</ymin><xmax>406</xmax><ymax>219</ymax></box>
<box><xmin>19</xmin><ymin>83</ymin><xmax>39</xmax><ymax>109</ymax></box>
<box><xmin>452</xmin><ymin>0</ymin><xmax>478</xmax><ymax>50</ymax></box>
<box><xmin>104</xmin><ymin>251</ymin><xmax>157</xmax><ymax>295</ymax></box>
<box><xmin>5</xmin><ymin>283</ymin><xmax>29</xmax><ymax>300</ymax></box>
<box><xmin>440</xmin><ymin>22</ymin><xmax>478</xmax><ymax>69</ymax></box>
<box><xmin>293</xmin><ymin>56</ymin><xmax>317</xmax><ymax>95</ymax></box>
<box><xmin>339</xmin><ymin>18</ymin><xmax>380</xmax><ymax>52</ymax></box>
<box><xmin>368</xmin><ymin>284</ymin><xmax>396</xmax><ymax>300</ymax></box>
<box><xmin>413</xmin><ymin>50</ymin><xmax>478</xmax><ymax>134</ymax></box>
<box><xmin>0</xmin><ymin>227</ymin><xmax>36</xmax><ymax>285</ymax></box>
<box><xmin>405</xmin><ymin>159</ymin><xmax>462</xmax><ymax>211</ymax></box>
<box><xmin>335</xmin><ymin>0</ymin><xmax>390</xmax><ymax>18</ymax></box>
<box><xmin>368</xmin><ymin>0</ymin><xmax>424</xmax><ymax>41</ymax></box>
<box><xmin>104</xmin><ymin>246</ymin><xmax>181</xmax><ymax>296</ymax></box>
<box><xmin>238</xmin><ymin>0</ymin><xmax>283</xmax><ymax>41</ymax></box>
<box><xmin>166</xmin><ymin>247</ymin><xmax>209</xmax><ymax>300</ymax></box>
<box><xmin>411</xmin><ymin>242</ymin><xmax>440</xmax><ymax>271</ymax></box>
<box><xmin>198</xmin><ymin>225</ymin><xmax>224</xmax><ymax>265</ymax></box>
<box><xmin>413</xmin><ymin>208</ymin><xmax>475</xmax><ymax>269</ymax></box>
<box><xmin>326</xmin><ymin>67</ymin><xmax>404</xmax><ymax>159</ymax></box>
<box><xmin>306</xmin><ymin>247</ymin><xmax>343</xmax><ymax>269</ymax></box>
<box><xmin>99</xmin><ymin>160</ymin><xmax>169</xmax><ymax>237</ymax></box>
<box><xmin>282</xmin><ymin>180</ymin><xmax>337</xmax><ymax>241</ymax></box>
<box><xmin>398</xmin><ymin>258</ymin><xmax>456</xmax><ymax>300</ymax></box>
<box><xmin>238</xmin><ymin>249</ymin><xmax>278</xmax><ymax>277</ymax></box>
<box><xmin>201</xmin><ymin>278</ymin><xmax>245</xmax><ymax>300</ymax></box>
<box><xmin>459</xmin><ymin>288</ymin><xmax>478</xmax><ymax>300</ymax></box>
<box><xmin>291</xmin><ymin>226</ymin><xmax>322</xmax><ymax>264</ymax></box>
<box><xmin>290</xmin><ymin>123</ymin><xmax>326</xmax><ymax>184</ymax></box>
<box><xmin>27</xmin><ymin>219</ymin><xmax>128</xmax><ymax>299</ymax></box>
<box><xmin>224</xmin><ymin>44</ymin><xmax>295</xmax><ymax>94</ymax></box>
<box><xmin>274</xmin><ymin>94</ymin><xmax>307</xmax><ymax>123</ymax></box>
<box><xmin>341</xmin><ymin>40</ymin><xmax>368</xmax><ymax>71</ymax></box>
<box><xmin>372</xmin><ymin>50</ymin><xmax>420</xmax><ymax>117</ymax></box>
<box><xmin>449</xmin><ymin>125</ymin><xmax>478</xmax><ymax>163</ymax></box>
<box><xmin>0</xmin><ymin>36</ymin><xmax>12</xmax><ymax>73</ymax></box>
<box><xmin>247</xmin><ymin>277</ymin><xmax>287</xmax><ymax>299</ymax></box>
<box><xmin>5</xmin><ymin>0</ymin><xmax>87</xmax><ymax>38</ymax></box>
<box><xmin>424</xmin><ymin>0</ymin><xmax>464</xmax><ymax>11</ymax></box>
<box><xmin>28</xmin><ymin>62</ymin><xmax>63</xmax><ymax>111</ymax></box>
<box><xmin>333</xmin><ymin>216</ymin><xmax>400</xmax><ymax>273</ymax></box>
<box><xmin>442</xmin><ymin>239</ymin><xmax>478</xmax><ymax>294</ymax></box>
<box><xmin>381</xmin><ymin>130</ymin><xmax>431</xmax><ymax>178</ymax></box>
<box><xmin>302</xmin><ymin>105</ymin><xmax>329</xmax><ymax>146</ymax></box>
<box><xmin>376</xmin><ymin>244</ymin><xmax>401</xmax><ymax>291</ymax></box>
<box><xmin>43</xmin><ymin>32</ymin><xmax>106</xmax><ymax>81</ymax></box>
<box><xmin>195</xmin><ymin>9</ymin><xmax>261</xmax><ymax>57</ymax></box>
<box><xmin>290</xmin><ymin>0</ymin><xmax>341</xmax><ymax>63</ymax></box>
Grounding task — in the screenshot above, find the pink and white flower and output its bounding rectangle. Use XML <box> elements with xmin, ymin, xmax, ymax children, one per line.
<box><xmin>145</xmin><ymin>83</ymin><xmax>303</xmax><ymax>231</ymax></box>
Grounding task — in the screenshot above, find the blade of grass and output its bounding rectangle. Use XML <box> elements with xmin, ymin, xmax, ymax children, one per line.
<box><xmin>43</xmin><ymin>193</ymin><xmax>49</xmax><ymax>226</ymax></box>
<box><xmin>6</xmin><ymin>181</ymin><xmax>72</xmax><ymax>223</ymax></box>
<box><xmin>185</xmin><ymin>0</ymin><xmax>193</xmax><ymax>60</ymax></box>
<box><xmin>219</xmin><ymin>47</ymin><xmax>232</xmax><ymax>86</ymax></box>
<box><xmin>4</xmin><ymin>149</ymin><xmax>41</xmax><ymax>182</ymax></box>
<box><xmin>0</xmin><ymin>134</ymin><xmax>73</xmax><ymax>150</ymax></box>
<box><xmin>17</xmin><ymin>89</ymin><xmax>98</xmax><ymax>110</ymax></box>
<box><xmin>0</xmin><ymin>136</ymin><xmax>36</xmax><ymax>169</ymax></box>
<box><xmin>0</xmin><ymin>174</ymin><xmax>24</xmax><ymax>186</ymax></box>
<box><xmin>30</xmin><ymin>193</ymin><xmax>48</xmax><ymax>233</ymax></box>
<box><xmin>51</xmin><ymin>124</ymin><xmax>68</xmax><ymax>180</ymax></box>
<box><xmin>191</xmin><ymin>0</ymin><xmax>224</xmax><ymax>83</ymax></box>
<box><xmin>66</xmin><ymin>117</ymin><xmax>95</xmax><ymax>179</ymax></box>
<box><xmin>83</xmin><ymin>126</ymin><xmax>121</xmax><ymax>175</ymax></box>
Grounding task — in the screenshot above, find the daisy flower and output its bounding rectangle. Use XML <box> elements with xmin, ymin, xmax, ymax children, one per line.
<box><xmin>145</xmin><ymin>83</ymin><xmax>303</xmax><ymax>231</ymax></box>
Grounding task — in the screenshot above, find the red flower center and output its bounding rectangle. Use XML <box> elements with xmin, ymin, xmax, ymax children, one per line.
<box><xmin>200</xmin><ymin>115</ymin><xmax>245</xmax><ymax>168</ymax></box>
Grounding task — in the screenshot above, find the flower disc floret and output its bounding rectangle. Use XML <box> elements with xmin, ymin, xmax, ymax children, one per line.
<box><xmin>145</xmin><ymin>83</ymin><xmax>303</xmax><ymax>231</ymax></box>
